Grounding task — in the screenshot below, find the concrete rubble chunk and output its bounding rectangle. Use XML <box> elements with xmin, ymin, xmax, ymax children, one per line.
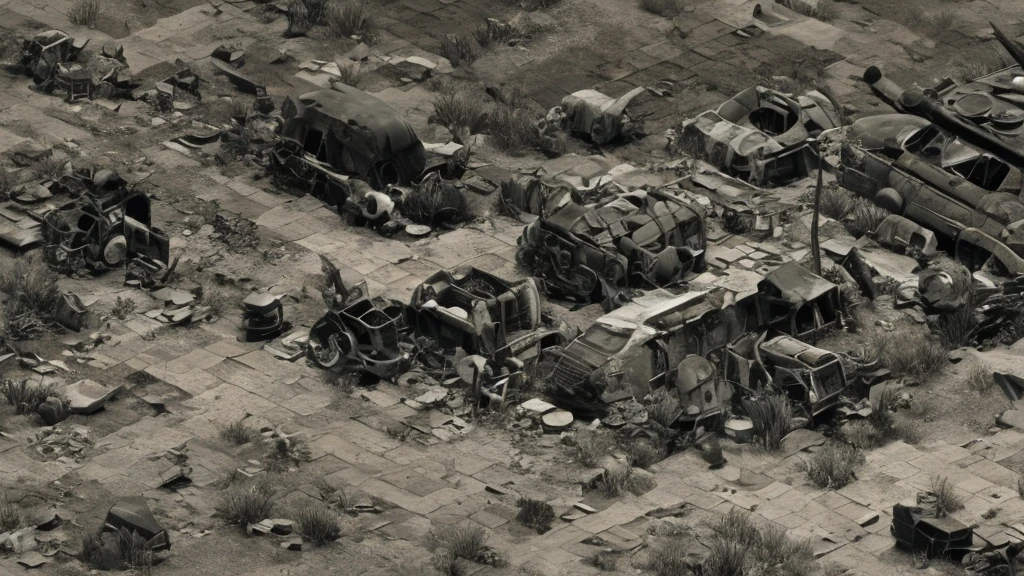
<box><xmin>521</xmin><ymin>398</ymin><xmax>556</xmax><ymax>414</ymax></box>
<box><xmin>541</xmin><ymin>410</ymin><xmax>573</xmax><ymax>432</ymax></box>
<box><xmin>857</xmin><ymin>512</ymin><xmax>880</xmax><ymax>527</ymax></box>
<box><xmin>65</xmin><ymin>379</ymin><xmax>123</xmax><ymax>414</ymax></box>
<box><xmin>281</xmin><ymin>538</ymin><xmax>303</xmax><ymax>550</ymax></box>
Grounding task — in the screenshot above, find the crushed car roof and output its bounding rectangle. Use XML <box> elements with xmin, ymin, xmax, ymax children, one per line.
<box><xmin>296</xmin><ymin>87</ymin><xmax>421</xmax><ymax>154</ymax></box>
<box><xmin>760</xmin><ymin>262</ymin><xmax>837</xmax><ymax>305</ymax></box>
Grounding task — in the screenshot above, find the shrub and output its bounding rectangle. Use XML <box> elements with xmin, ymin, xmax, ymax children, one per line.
<box><xmin>326</xmin><ymin>0</ymin><xmax>376</xmax><ymax>42</ymax></box>
<box><xmin>0</xmin><ymin>253</ymin><xmax>61</xmax><ymax>339</ymax></box>
<box><xmin>489</xmin><ymin>103</ymin><xmax>540</xmax><ymax>153</ymax></box>
<box><xmin>703</xmin><ymin>539</ymin><xmax>747</xmax><ymax>576</ymax></box>
<box><xmin>220</xmin><ymin>417</ymin><xmax>259</xmax><ymax>445</ymax></box>
<box><xmin>934</xmin><ymin>290</ymin><xmax>979</xmax><ymax>350</ymax></box>
<box><xmin>931</xmin><ymin>476</ymin><xmax>964</xmax><ymax>518</ymax></box>
<box><xmin>473</xmin><ymin>20</ymin><xmax>519</xmax><ymax>48</ymax></box>
<box><xmin>81</xmin><ymin>528</ymin><xmax>153</xmax><ymax>574</ymax></box>
<box><xmin>295</xmin><ymin>502</ymin><xmax>341</xmax><ymax>545</ymax></box>
<box><xmin>640</xmin><ymin>0</ymin><xmax>682</xmax><ymax>17</ymax></box>
<box><xmin>215</xmin><ymin>476</ymin><xmax>275</xmax><ymax>527</ymax></box>
<box><xmin>430</xmin><ymin>525</ymin><xmax>488</xmax><ymax>563</ymax></box>
<box><xmin>430</xmin><ymin>89</ymin><xmax>490</xmax><ymax>136</ymax></box>
<box><xmin>806</xmin><ymin>442</ymin><xmax>863</xmax><ymax>489</ymax></box>
<box><xmin>334</xmin><ymin>62</ymin><xmax>364</xmax><ymax>88</ymax></box>
<box><xmin>648</xmin><ymin>538</ymin><xmax>696</xmax><ymax>576</ymax></box>
<box><xmin>432</xmin><ymin>546</ymin><xmax>461</xmax><ymax>576</ymax></box>
<box><xmin>625</xmin><ymin>439</ymin><xmax>664</xmax><ymax>469</ymax></box>
<box><xmin>439</xmin><ymin>35</ymin><xmax>477</xmax><ymax>68</ymax></box>
<box><xmin>593</xmin><ymin>551</ymin><xmax>619</xmax><ymax>571</ymax></box>
<box><xmin>845</xmin><ymin>201</ymin><xmax>889</xmax><ymax>239</ymax></box>
<box><xmin>951</xmin><ymin>48</ymin><xmax>1012</xmax><ymax>83</ymax></box>
<box><xmin>815</xmin><ymin>184</ymin><xmax>856</xmax><ymax>221</ymax></box>
<box><xmin>516</xmin><ymin>498</ymin><xmax>555</xmax><ymax>534</ymax></box>
<box><xmin>626</xmin><ymin>471</ymin><xmax>657</xmax><ymax>495</ymax></box>
<box><xmin>712</xmin><ymin>509</ymin><xmax>761</xmax><ymax>547</ymax></box>
<box><xmin>596</xmin><ymin>467</ymin><xmax>630</xmax><ymax>498</ymax></box>
<box><xmin>110</xmin><ymin>296</ymin><xmax>137</xmax><ymax>320</ymax></box>
<box><xmin>648</xmin><ymin>391</ymin><xmax>681</xmax><ymax>428</ymax></box>
<box><xmin>573</xmin><ymin>430</ymin><xmax>614</xmax><ymax>468</ymax></box>
<box><xmin>741</xmin><ymin>395</ymin><xmax>792</xmax><ymax>452</ymax></box>
<box><xmin>966</xmin><ymin>363</ymin><xmax>992</xmax><ymax>393</ymax></box>
<box><xmin>68</xmin><ymin>0</ymin><xmax>99</xmax><ymax>27</ymax></box>
<box><xmin>0</xmin><ymin>496</ymin><xmax>19</xmax><ymax>531</ymax></box>
<box><xmin>2</xmin><ymin>379</ymin><xmax>64</xmax><ymax>416</ymax></box>
<box><xmin>868</xmin><ymin>328</ymin><xmax>946</xmax><ymax>380</ymax></box>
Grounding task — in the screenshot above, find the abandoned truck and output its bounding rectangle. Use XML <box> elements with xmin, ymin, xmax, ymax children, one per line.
<box><xmin>273</xmin><ymin>86</ymin><xmax>428</xmax><ymax>201</ymax></box>
<box><xmin>836</xmin><ymin>112</ymin><xmax>1024</xmax><ymax>273</ymax></box>
<box><xmin>756</xmin><ymin>262</ymin><xmax>841</xmax><ymax>341</ymax></box>
<box><xmin>546</xmin><ymin>289</ymin><xmax>749</xmax><ymax>417</ymax></box>
<box><xmin>723</xmin><ymin>332</ymin><xmax>847</xmax><ymax>421</ymax></box>
<box><xmin>407</xmin><ymin>266</ymin><xmax>568</xmax><ymax>362</ymax></box>
<box><xmin>516</xmin><ymin>188</ymin><xmax>707</xmax><ymax>307</ymax></box>
<box><xmin>39</xmin><ymin>169</ymin><xmax>170</xmax><ymax>273</ymax></box>
<box><xmin>674</xmin><ymin>86</ymin><xmax>841</xmax><ymax>185</ymax></box>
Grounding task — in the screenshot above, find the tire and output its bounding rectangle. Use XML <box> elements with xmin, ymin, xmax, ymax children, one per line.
<box><xmin>308</xmin><ymin>325</ymin><xmax>355</xmax><ymax>369</ymax></box>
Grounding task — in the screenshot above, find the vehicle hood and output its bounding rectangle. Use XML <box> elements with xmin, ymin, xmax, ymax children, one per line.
<box><xmin>847</xmin><ymin>114</ymin><xmax>931</xmax><ymax>151</ymax></box>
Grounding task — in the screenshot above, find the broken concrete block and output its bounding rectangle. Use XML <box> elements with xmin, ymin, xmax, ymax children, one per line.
<box><xmin>281</xmin><ymin>537</ymin><xmax>302</xmax><ymax>550</ymax></box>
<box><xmin>65</xmin><ymin>379</ymin><xmax>123</xmax><ymax>414</ymax></box>
<box><xmin>724</xmin><ymin>419</ymin><xmax>754</xmax><ymax>443</ymax></box>
<box><xmin>521</xmin><ymin>398</ymin><xmax>556</xmax><ymax>414</ymax></box>
<box><xmin>857</xmin><ymin>512</ymin><xmax>879</xmax><ymax>527</ymax></box>
<box><xmin>268</xmin><ymin>519</ymin><xmax>294</xmax><ymax>535</ymax></box>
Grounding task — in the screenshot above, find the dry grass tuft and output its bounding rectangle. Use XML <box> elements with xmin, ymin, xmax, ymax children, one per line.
<box><xmin>430</xmin><ymin>525</ymin><xmax>491</xmax><ymax>574</ymax></box>
<box><xmin>215</xmin><ymin>476</ymin><xmax>275</xmax><ymax>527</ymax></box>
<box><xmin>625</xmin><ymin>438</ymin><xmax>665</xmax><ymax>469</ymax></box>
<box><xmin>516</xmin><ymin>498</ymin><xmax>555</xmax><ymax>534</ymax></box>
<box><xmin>439</xmin><ymin>35</ymin><xmax>477</xmax><ymax>68</ymax></box>
<box><xmin>867</xmin><ymin>328</ymin><xmax>946</xmax><ymax>380</ymax></box>
<box><xmin>845</xmin><ymin>202</ymin><xmax>890</xmax><ymax>238</ymax></box>
<box><xmin>0</xmin><ymin>495</ymin><xmax>20</xmax><ymax>532</ymax></box>
<box><xmin>295</xmin><ymin>502</ymin><xmax>341</xmax><ymax>545</ymax></box>
<box><xmin>220</xmin><ymin>417</ymin><xmax>259</xmax><ymax>445</ymax></box>
<box><xmin>647</xmin><ymin>538</ymin><xmax>696</xmax><ymax>576</ymax></box>
<box><xmin>430</xmin><ymin>88</ymin><xmax>490</xmax><ymax>136</ymax></box>
<box><xmin>931</xmin><ymin>476</ymin><xmax>964</xmax><ymax>518</ymax></box>
<box><xmin>489</xmin><ymin>102</ymin><xmax>540</xmax><ymax>153</ymax></box>
<box><xmin>966</xmin><ymin>362</ymin><xmax>992</xmax><ymax>393</ymax></box>
<box><xmin>572</xmin><ymin>430</ymin><xmax>615</xmax><ymax>468</ymax></box>
<box><xmin>2</xmin><ymin>379</ymin><xmax>64</xmax><ymax>416</ymax></box>
<box><xmin>0</xmin><ymin>253</ymin><xmax>62</xmax><ymax>339</ymax></box>
<box><xmin>806</xmin><ymin>442</ymin><xmax>863</xmax><ymax>489</ymax></box>
<box><xmin>742</xmin><ymin>395</ymin><xmax>792</xmax><ymax>452</ymax></box>
<box><xmin>703</xmin><ymin>510</ymin><xmax>818</xmax><ymax>575</ymax></box>
<box><xmin>704</xmin><ymin>539</ymin><xmax>748</xmax><ymax>576</ymax></box>
<box><xmin>68</xmin><ymin>0</ymin><xmax>100</xmax><ymax>27</ymax></box>
<box><xmin>81</xmin><ymin>528</ymin><xmax>154</xmax><ymax>574</ymax></box>
<box><xmin>326</xmin><ymin>0</ymin><xmax>376</xmax><ymax>42</ymax></box>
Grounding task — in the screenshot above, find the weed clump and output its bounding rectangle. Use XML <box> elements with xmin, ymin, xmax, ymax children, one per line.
<box><xmin>516</xmin><ymin>498</ymin><xmax>555</xmax><ymax>534</ymax></box>
<box><xmin>326</xmin><ymin>0</ymin><xmax>376</xmax><ymax>42</ymax></box>
<box><xmin>430</xmin><ymin>88</ymin><xmax>490</xmax><ymax>137</ymax></box>
<box><xmin>0</xmin><ymin>495</ymin><xmax>20</xmax><ymax>532</ymax></box>
<box><xmin>2</xmin><ymin>379</ymin><xmax>64</xmax><ymax>416</ymax></box>
<box><xmin>931</xmin><ymin>476</ymin><xmax>964</xmax><ymax>518</ymax></box>
<box><xmin>220</xmin><ymin>417</ymin><xmax>259</xmax><ymax>445</ymax></box>
<box><xmin>81</xmin><ymin>528</ymin><xmax>154</xmax><ymax>574</ymax></box>
<box><xmin>572</xmin><ymin>430</ymin><xmax>615</xmax><ymax>468</ymax></box>
<box><xmin>625</xmin><ymin>438</ymin><xmax>665</xmax><ymax>469</ymax></box>
<box><xmin>806</xmin><ymin>442</ymin><xmax>863</xmax><ymax>489</ymax></box>
<box><xmin>69</xmin><ymin>0</ymin><xmax>100</xmax><ymax>27</ymax></box>
<box><xmin>742</xmin><ymin>395</ymin><xmax>792</xmax><ymax>452</ymax></box>
<box><xmin>867</xmin><ymin>328</ymin><xmax>946</xmax><ymax>380</ymax></box>
<box><xmin>215</xmin><ymin>476</ymin><xmax>275</xmax><ymax>527</ymax></box>
<box><xmin>110</xmin><ymin>296</ymin><xmax>137</xmax><ymax>320</ymax></box>
<box><xmin>703</xmin><ymin>510</ymin><xmax>818</xmax><ymax>576</ymax></box>
<box><xmin>430</xmin><ymin>525</ymin><xmax>502</xmax><ymax>575</ymax></box>
<box><xmin>0</xmin><ymin>253</ymin><xmax>62</xmax><ymax>339</ymax></box>
<box><xmin>295</xmin><ymin>502</ymin><xmax>341</xmax><ymax>545</ymax></box>
<box><xmin>439</xmin><ymin>34</ymin><xmax>477</xmax><ymax>68</ymax></box>
<box><xmin>595</xmin><ymin>466</ymin><xmax>657</xmax><ymax>497</ymax></box>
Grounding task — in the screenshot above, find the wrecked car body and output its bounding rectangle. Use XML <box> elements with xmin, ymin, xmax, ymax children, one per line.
<box><xmin>408</xmin><ymin>267</ymin><xmax>563</xmax><ymax>362</ymax></box>
<box><xmin>873</xmin><ymin>214</ymin><xmax>938</xmax><ymax>256</ymax></box>
<box><xmin>674</xmin><ymin>87</ymin><xmax>840</xmax><ymax>185</ymax></box>
<box><xmin>724</xmin><ymin>332</ymin><xmax>847</xmax><ymax>420</ymax></box>
<box><xmin>307</xmin><ymin>256</ymin><xmax>411</xmax><ymax>378</ymax></box>
<box><xmin>554</xmin><ymin>87</ymin><xmax>647</xmax><ymax>145</ymax></box>
<box><xmin>547</xmin><ymin>289</ymin><xmax>748</xmax><ymax>416</ymax></box>
<box><xmin>21</xmin><ymin>30</ymin><xmax>88</xmax><ymax>88</ymax></box>
<box><xmin>837</xmin><ymin>112</ymin><xmax>1024</xmax><ymax>271</ymax></box>
<box><xmin>891</xmin><ymin>503</ymin><xmax>974</xmax><ymax>560</ymax></box>
<box><xmin>40</xmin><ymin>169</ymin><xmax>170</xmax><ymax>274</ymax></box>
<box><xmin>755</xmin><ymin>262</ymin><xmax>840</xmax><ymax>340</ymax></box>
<box><xmin>517</xmin><ymin>188</ymin><xmax>706</xmax><ymax>306</ymax></box>
<box><xmin>274</xmin><ymin>87</ymin><xmax>427</xmax><ymax>198</ymax></box>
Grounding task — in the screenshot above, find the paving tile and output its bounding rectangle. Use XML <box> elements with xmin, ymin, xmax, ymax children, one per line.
<box><xmin>572</xmin><ymin>501</ymin><xmax>646</xmax><ymax>534</ymax></box>
<box><xmin>381</xmin><ymin>468</ymin><xmax>450</xmax><ymax>497</ymax></box>
<box><xmin>469</xmin><ymin>509</ymin><xmax>508</xmax><ymax>529</ymax></box>
<box><xmin>165</xmin><ymin>348</ymin><xmax>223</xmax><ymax>374</ymax></box>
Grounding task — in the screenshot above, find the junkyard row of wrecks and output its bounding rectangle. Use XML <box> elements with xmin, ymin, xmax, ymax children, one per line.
<box><xmin>11</xmin><ymin>21</ymin><xmax>1024</xmax><ymax>570</ymax></box>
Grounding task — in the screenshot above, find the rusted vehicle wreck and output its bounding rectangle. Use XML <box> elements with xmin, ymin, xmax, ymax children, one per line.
<box><xmin>273</xmin><ymin>86</ymin><xmax>428</xmax><ymax>199</ymax></box>
<box><xmin>674</xmin><ymin>86</ymin><xmax>841</xmax><ymax>185</ymax></box>
<box><xmin>516</xmin><ymin>187</ymin><xmax>707</xmax><ymax>307</ymax></box>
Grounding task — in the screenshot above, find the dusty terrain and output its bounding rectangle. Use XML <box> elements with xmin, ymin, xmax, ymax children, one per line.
<box><xmin>2</xmin><ymin>0</ymin><xmax>1024</xmax><ymax>575</ymax></box>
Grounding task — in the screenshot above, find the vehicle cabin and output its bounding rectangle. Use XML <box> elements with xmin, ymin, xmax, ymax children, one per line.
<box><xmin>756</xmin><ymin>262</ymin><xmax>840</xmax><ymax>341</ymax></box>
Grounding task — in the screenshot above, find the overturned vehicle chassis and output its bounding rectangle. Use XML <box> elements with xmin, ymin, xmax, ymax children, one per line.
<box><xmin>41</xmin><ymin>171</ymin><xmax>169</xmax><ymax>272</ymax></box>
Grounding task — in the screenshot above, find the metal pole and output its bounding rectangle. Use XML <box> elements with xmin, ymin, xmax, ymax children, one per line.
<box><xmin>811</xmin><ymin>140</ymin><xmax>824</xmax><ymax>275</ymax></box>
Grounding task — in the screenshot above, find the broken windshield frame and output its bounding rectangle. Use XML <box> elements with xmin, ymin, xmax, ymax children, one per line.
<box><xmin>578</xmin><ymin>323</ymin><xmax>632</xmax><ymax>355</ymax></box>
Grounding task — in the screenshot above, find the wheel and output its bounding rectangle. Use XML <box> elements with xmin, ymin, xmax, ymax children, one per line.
<box><xmin>308</xmin><ymin>325</ymin><xmax>356</xmax><ymax>369</ymax></box>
